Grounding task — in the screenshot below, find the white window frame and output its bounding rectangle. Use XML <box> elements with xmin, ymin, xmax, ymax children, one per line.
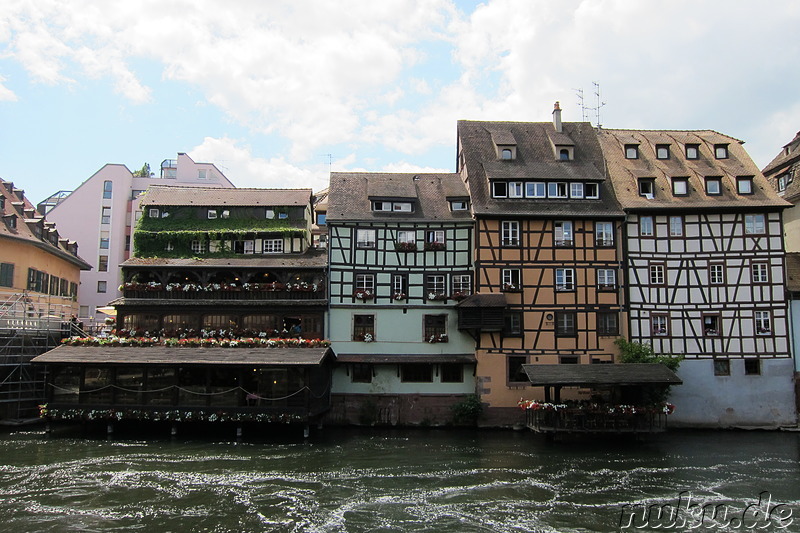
<box><xmin>263</xmin><ymin>239</ymin><xmax>283</xmax><ymax>253</ymax></box>
<box><xmin>754</xmin><ymin>311</ymin><xmax>771</xmax><ymax>335</ymax></box>
<box><xmin>452</xmin><ymin>274</ymin><xmax>472</xmax><ymax>295</ymax></box>
<box><xmin>501</xmin><ymin>221</ymin><xmax>520</xmax><ymax>246</ymax></box>
<box><xmin>356</xmin><ymin>228</ymin><xmax>377</xmax><ymax>248</ymax></box>
<box><xmin>652</xmin><ymin>315</ymin><xmax>668</xmax><ymax>336</ymax></box>
<box><xmin>585</xmin><ymin>182</ymin><xmax>599</xmax><ymax>199</ymax></box>
<box><xmin>427</xmin><ymin>274</ymin><xmax>446</xmax><ymax>294</ymax></box>
<box><xmin>669</xmin><ymin>216</ymin><xmax>683</xmax><ymax>237</ymax></box>
<box><xmin>752</xmin><ymin>262</ymin><xmax>769</xmax><ymax>283</ymax></box>
<box><xmin>427</xmin><ymin>230</ymin><xmax>445</xmax><ymax>244</ymax></box>
<box><xmin>492</xmin><ymin>182</ymin><xmax>508</xmax><ymax>198</ymax></box>
<box><xmin>149</xmin><ymin>208</ymin><xmax>160</xmax><ymax>218</ymax></box>
<box><xmin>744</xmin><ymin>214</ymin><xmax>765</xmax><ymax>235</ymax></box>
<box><xmin>709</xmin><ymin>263</ymin><xmax>724</xmax><ymax>285</ymax></box>
<box><xmin>191</xmin><ymin>240</ymin><xmax>206</xmax><ymax>254</ymax></box>
<box><xmin>554</xmin><ymin>220</ymin><xmax>573</xmax><ymax>246</ymax></box>
<box><xmin>526</xmin><ymin>182</ymin><xmax>546</xmax><ymax>198</ymax></box>
<box><xmin>548</xmin><ymin>182</ymin><xmax>568</xmax><ymax>198</ymax></box>
<box><xmin>649</xmin><ymin>263</ymin><xmax>665</xmax><ymax>285</ymax></box>
<box><xmin>570</xmin><ymin>182</ymin><xmax>584</xmax><ymax>198</ymax></box>
<box><xmin>640</xmin><ymin>216</ymin><xmax>654</xmax><ymax>237</ymax></box>
<box><xmin>625</xmin><ymin>145</ymin><xmax>639</xmax><ymax>159</ymax></box>
<box><xmin>508</xmin><ymin>182</ymin><xmax>524</xmax><ymax>198</ymax></box>
<box><xmin>555</xmin><ymin>268</ymin><xmax>575</xmax><ymax>291</ymax></box>
<box><xmin>595</xmin><ymin>222</ymin><xmax>614</xmax><ymax>246</ymax></box>
<box><xmin>397</xmin><ymin>230</ymin><xmax>416</xmax><ymax>244</ymax></box>
<box><xmin>597</xmin><ymin>269</ymin><xmax>616</xmax><ymax>289</ymax></box>
<box><xmin>208</xmin><ymin>209</ymin><xmax>218</xmax><ymax>219</ymax></box>
<box><xmin>355</xmin><ymin>273</ymin><xmax>375</xmax><ymax>291</ymax></box>
<box><xmin>502</xmin><ymin>269</ymin><xmax>520</xmax><ymax>289</ymax></box>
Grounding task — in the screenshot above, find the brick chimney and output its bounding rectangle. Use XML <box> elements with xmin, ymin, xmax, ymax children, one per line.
<box><xmin>552</xmin><ymin>101</ymin><xmax>562</xmax><ymax>133</ymax></box>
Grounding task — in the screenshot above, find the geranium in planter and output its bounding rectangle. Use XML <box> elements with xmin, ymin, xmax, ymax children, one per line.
<box><xmin>395</xmin><ymin>241</ymin><xmax>417</xmax><ymax>252</ymax></box>
<box><xmin>354</xmin><ymin>289</ymin><xmax>374</xmax><ymax>301</ymax></box>
<box><xmin>355</xmin><ymin>332</ymin><xmax>374</xmax><ymax>342</ymax></box>
<box><xmin>424</xmin><ymin>242</ymin><xmax>446</xmax><ymax>251</ymax></box>
<box><xmin>427</xmin><ymin>333</ymin><xmax>448</xmax><ymax>343</ymax></box>
<box><xmin>392</xmin><ymin>292</ymin><xmax>407</xmax><ymax>301</ymax></box>
<box><xmin>427</xmin><ymin>292</ymin><xmax>448</xmax><ymax>301</ymax></box>
<box><xmin>451</xmin><ymin>291</ymin><xmax>470</xmax><ymax>301</ymax></box>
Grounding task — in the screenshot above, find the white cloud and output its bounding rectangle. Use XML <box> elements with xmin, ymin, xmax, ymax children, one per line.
<box><xmin>0</xmin><ymin>75</ymin><xmax>17</xmax><ymax>101</ymax></box>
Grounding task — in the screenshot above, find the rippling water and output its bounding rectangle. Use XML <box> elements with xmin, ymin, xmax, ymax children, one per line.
<box><xmin>0</xmin><ymin>427</ymin><xmax>798</xmax><ymax>532</ymax></box>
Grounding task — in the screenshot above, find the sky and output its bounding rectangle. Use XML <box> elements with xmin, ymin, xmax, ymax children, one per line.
<box><xmin>1</xmin><ymin>0</ymin><xmax>799</xmax><ymax>205</ymax></box>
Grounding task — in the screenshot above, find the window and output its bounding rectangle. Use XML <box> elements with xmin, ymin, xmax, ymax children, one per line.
<box><xmin>744</xmin><ymin>359</ymin><xmax>761</xmax><ymax>375</ymax></box>
<box><xmin>548</xmin><ymin>182</ymin><xmax>568</xmax><ymax>198</ymax></box>
<box><xmin>401</xmin><ymin>364</ymin><xmax>433</xmax><ymax>383</ymax></box>
<box><xmin>669</xmin><ymin>215</ymin><xmax>683</xmax><ymax>237</ymax></box>
<box><xmin>97</xmin><ymin>281</ymin><xmax>107</xmax><ymax>293</ymax></box>
<box><xmin>713</xmin><ymin>359</ymin><xmax>730</xmax><ymax>376</ymax></box>
<box><xmin>656</xmin><ymin>144</ymin><xmax>670</xmax><ymax>159</ymax></box>
<box><xmin>640</xmin><ymin>216</ymin><xmax>654</xmax><ymax>237</ymax></box>
<box><xmin>501</xmin><ymin>221</ymin><xmax>520</xmax><ymax>246</ymax></box>
<box><xmin>559</xmin><ymin>149</ymin><xmax>570</xmax><ymax>161</ymax></box>
<box><xmin>263</xmin><ymin>239</ymin><xmax>284</xmax><ymax>253</ymax></box>
<box><xmin>165</xmin><ymin>242</ymin><xmax>174</xmax><ymax>251</ymax></box>
<box><xmin>555</xmin><ymin>312</ymin><xmax>577</xmax><ymax>337</ymax></box>
<box><xmin>744</xmin><ymin>214</ymin><xmax>765</xmax><ymax>234</ymax></box>
<box><xmin>685</xmin><ymin>144</ymin><xmax>699</xmax><ymax>159</ymax></box>
<box><xmin>451</xmin><ymin>274</ymin><xmax>471</xmax><ymax>296</ymax></box>
<box><xmin>778</xmin><ymin>174</ymin><xmax>787</xmax><ymax>192</ymax></box>
<box><xmin>450</xmin><ymin>200</ymin><xmax>468</xmax><ymax>211</ymax></box>
<box><xmin>278</xmin><ymin>212</ymin><xmax>288</xmax><ymax>219</ymax></box>
<box><xmin>101</xmin><ymin>207</ymin><xmax>111</xmax><ymax>224</ymax></box>
<box><xmin>492</xmin><ymin>182</ymin><xmax>508</xmax><ymax>198</ymax></box>
<box><xmin>426</xmin><ymin>274</ymin><xmax>446</xmax><ymax>296</ymax></box>
<box><xmin>372</xmin><ymin>201</ymin><xmax>413</xmax><ymax>212</ymax></box>
<box><xmin>356</xmin><ymin>229</ymin><xmax>376</xmax><ymax>248</ymax></box>
<box><xmin>424</xmin><ymin>315</ymin><xmax>447</xmax><ymax>342</ymax></box>
<box><xmin>440</xmin><ymin>364</ymin><xmax>463</xmax><ymax>383</ymax></box>
<box><xmin>316</xmin><ymin>213</ymin><xmax>327</xmax><ymax>225</ymax></box>
<box><xmin>554</xmin><ymin>220</ymin><xmax>573</xmax><ymax>246</ymax></box>
<box><xmin>570</xmin><ymin>182</ymin><xmax>584</xmax><ymax>198</ymax></box>
<box><xmin>0</xmin><ymin>263</ymin><xmax>13</xmax><ymax>287</ymax></box>
<box><xmin>638</xmin><ymin>179</ymin><xmax>655</xmax><ymax>199</ymax></box>
<box><xmin>99</xmin><ymin>232</ymin><xmax>110</xmax><ymax>250</ymax></box>
<box><xmin>752</xmin><ymin>262</ymin><xmax>769</xmax><ymax>284</ymax></box>
<box><xmin>737</xmin><ymin>177</ymin><xmax>753</xmax><ymax>195</ymax></box>
<box><xmin>705</xmin><ymin>177</ymin><xmax>722</xmax><ymax>195</ymax></box>
<box><xmin>597</xmin><ymin>312</ymin><xmax>619</xmax><ymax>336</ymax></box>
<box><xmin>709</xmin><ymin>263</ymin><xmax>724</xmax><ymax>285</ymax></box>
<box><xmin>353</xmin><ymin>314</ymin><xmax>375</xmax><ymax>341</ymax></box>
<box><xmin>672</xmin><ymin>178</ymin><xmax>689</xmax><ymax>196</ymax></box>
<box><xmin>425</xmin><ymin>230</ymin><xmax>445</xmax><ymax>250</ymax></box>
<box><xmin>191</xmin><ymin>240</ymin><xmax>206</xmax><ymax>254</ymax></box>
<box><xmin>198</xmin><ymin>169</ymin><xmax>208</xmax><ymax>179</ymax></box>
<box><xmin>507</xmin><ymin>356</ymin><xmax>527</xmax><ymax>383</ymax></box>
<box><xmin>525</xmin><ymin>182</ymin><xmax>546</xmax><ymax>198</ymax></box>
<box><xmin>714</xmin><ymin>144</ymin><xmax>729</xmax><ymax>159</ymax></box>
<box><xmin>625</xmin><ymin>144</ymin><xmax>639</xmax><ymax>159</ymax></box>
<box><xmin>266</xmin><ymin>209</ymin><xmax>275</xmax><ymax>219</ymax></box>
<box><xmin>652</xmin><ymin>315</ymin><xmax>669</xmax><ymax>336</ymax></box>
<box><xmin>597</xmin><ymin>269</ymin><xmax>616</xmax><ymax>290</ymax></box>
<box><xmin>755</xmin><ymin>311</ymin><xmax>771</xmax><ymax>335</ymax></box>
<box><xmin>351</xmin><ymin>364</ymin><xmax>372</xmax><ymax>383</ymax></box>
<box><xmin>560</xmin><ymin>356</ymin><xmax>579</xmax><ymax>364</ymax></box>
<box><xmin>501</xmin><ymin>148</ymin><xmax>513</xmax><ymax>160</ymax></box>
<box><xmin>98</xmin><ymin>256</ymin><xmax>108</xmax><ymax>272</ymax></box>
<box><xmin>649</xmin><ymin>263</ymin><xmax>665</xmax><ymax>285</ymax></box>
<box><xmin>103</xmin><ymin>180</ymin><xmax>112</xmax><ymax>199</ymax></box>
<box><xmin>555</xmin><ymin>268</ymin><xmax>575</xmax><ymax>291</ymax></box>
<box><xmin>355</xmin><ymin>273</ymin><xmax>375</xmax><ymax>292</ymax></box>
<box><xmin>148</xmin><ymin>208</ymin><xmax>160</xmax><ymax>218</ymax></box>
<box><xmin>502</xmin><ymin>269</ymin><xmax>521</xmax><ymax>291</ymax></box>
<box><xmin>207</xmin><ymin>209</ymin><xmax>217</xmax><ymax>219</ymax></box>
<box><xmin>508</xmin><ymin>182</ymin><xmax>523</xmax><ymax>198</ymax></box>
<box><xmin>703</xmin><ymin>314</ymin><xmax>720</xmax><ymax>336</ymax></box>
<box><xmin>392</xmin><ymin>274</ymin><xmax>408</xmax><ymax>298</ymax></box>
<box><xmin>585</xmin><ymin>182</ymin><xmax>599</xmax><ymax>199</ymax></box>
<box><xmin>504</xmin><ymin>313</ymin><xmax>522</xmax><ymax>336</ymax></box>
<box><xmin>595</xmin><ymin>222</ymin><xmax>614</xmax><ymax>246</ymax></box>
<box><xmin>396</xmin><ymin>230</ymin><xmax>416</xmax><ymax>250</ymax></box>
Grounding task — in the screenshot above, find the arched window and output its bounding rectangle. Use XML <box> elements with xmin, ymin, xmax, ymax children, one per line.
<box><xmin>501</xmin><ymin>149</ymin><xmax>513</xmax><ymax>160</ymax></box>
<box><xmin>560</xmin><ymin>149</ymin><xmax>570</xmax><ymax>160</ymax></box>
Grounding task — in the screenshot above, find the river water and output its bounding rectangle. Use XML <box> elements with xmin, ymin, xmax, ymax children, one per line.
<box><xmin>0</xmin><ymin>426</ymin><xmax>798</xmax><ymax>532</ymax></box>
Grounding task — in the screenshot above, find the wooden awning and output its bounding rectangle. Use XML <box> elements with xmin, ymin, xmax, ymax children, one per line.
<box><xmin>522</xmin><ymin>363</ymin><xmax>682</xmax><ymax>386</ymax></box>
<box><xmin>32</xmin><ymin>345</ymin><xmax>333</xmax><ymax>366</ymax></box>
<box><xmin>335</xmin><ymin>353</ymin><xmax>476</xmax><ymax>364</ymax></box>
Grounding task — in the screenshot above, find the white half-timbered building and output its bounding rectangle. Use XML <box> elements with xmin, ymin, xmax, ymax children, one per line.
<box><xmin>599</xmin><ymin>129</ymin><xmax>796</xmax><ymax>427</ymax></box>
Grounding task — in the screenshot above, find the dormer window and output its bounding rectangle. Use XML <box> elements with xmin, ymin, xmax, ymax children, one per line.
<box><xmin>501</xmin><ymin>148</ymin><xmax>513</xmax><ymax>160</ymax></box>
<box><xmin>638</xmin><ymin>179</ymin><xmax>655</xmax><ymax>199</ymax></box>
<box><xmin>714</xmin><ymin>144</ymin><xmax>729</xmax><ymax>159</ymax></box>
<box><xmin>737</xmin><ymin>176</ymin><xmax>754</xmax><ymax>195</ymax></box>
<box><xmin>585</xmin><ymin>183</ymin><xmax>599</xmax><ymax>199</ymax></box>
<box><xmin>496</xmin><ymin>143</ymin><xmax>517</xmax><ymax>160</ymax></box>
<box><xmin>671</xmin><ymin>177</ymin><xmax>689</xmax><ymax>196</ymax></box>
<box><xmin>450</xmin><ymin>200</ymin><xmax>468</xmax><ymax>211</ymax></box>
<box><xmin>656</xmin><ymin>145</ymin><xmax>670</xmax><ymax>159</ymax></box>
<box><xmin>208</xmin><ymin>209</ymin><xmax>218</xmax><ymax>219</ymax></box>
<box><xmin>778</xmin><ymin>173</ymin><xmax>789</xmax><ymax>192</ymax></box>
<box><xmin>685</xmin><ymin>144</ymin><xmax>699</xmax><ymax>159</ymax></box>
<box><xmin>492</xmin><ymin>182</ymin><xmax>508</xmax><ymax>198</ymax></box>
<box><xmin>705</xmin><ymin>177</ymin><xmax>722</xmax><ymax>195</ymax></box>
<box><xmin>560</xmin><ymin>149</ymin><xmax>569</xmax><ymax>160</ymax></box>
<box><xmin>625</xmin><ymin>144</ymin><xmax>639</xmax><ymax>159</ymax></box>
<box><xmin>372</xmin><ymin>201</ymin><xmax>413</xmax><ymax>212</ymax></box>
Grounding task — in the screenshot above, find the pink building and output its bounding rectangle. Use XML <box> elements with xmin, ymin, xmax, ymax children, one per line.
<box><xmin>44</xmin><ymin>153</ymin><xmax>235</xmax><ymax>330</ymax></box>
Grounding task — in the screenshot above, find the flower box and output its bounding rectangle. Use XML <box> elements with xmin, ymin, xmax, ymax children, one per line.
<box><xmin>353</xmin><ymin>290</ymin><xmax>374</xmax><ymax>301</ymax></box>
<box><xmin>354</xmin><ymin>332</ymin><xmax>374</xmax><ymax>342</ymax></box>
<box><xmin>394</xmin><ymin>242</ymin><xmax>417</xmax><ymax>252</ymax></box>
<box><xmin>427</xmin><ymin>292</ymin><xmax>448</xmax><ymax>301</ymax></box>
<box><xmin>424</xmin><ymin>242</ymin><xmax>446</xmax><ymax>251</ymax></box>
<box><xmin>392</xmin><ymin>292</ymin><xmax>407</xmax><ymax>301</ymax></box>
<box><xmin>451</xmin><ymin>291</ymin><xmax>470</xmax><ymax>302</ymax></box>
<box><xmin>502</xmin><ymin>284</ymin><xmax>521</xmax><ymax>292</ymax></box>
<box><xmin>427</xmin><ymin>333</ymin><xmax>448</xmax><ymax>343</ymax></box>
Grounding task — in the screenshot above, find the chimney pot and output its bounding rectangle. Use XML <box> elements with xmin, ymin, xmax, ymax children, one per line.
<box><xmin>552</xmin><ymin>101</ymin><xmax>563</xmax><ymax>133</ymax></box>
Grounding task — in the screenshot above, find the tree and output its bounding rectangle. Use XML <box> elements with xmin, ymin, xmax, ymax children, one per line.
<box><xmin>132</xmin><ymin>163</ymin><xmax>152</xmax><ymax>177</ymax></box>
<box><xmin>615</xmin><ymin>337</ymin><xmax>683</xmax><ymax>403</ymax></box>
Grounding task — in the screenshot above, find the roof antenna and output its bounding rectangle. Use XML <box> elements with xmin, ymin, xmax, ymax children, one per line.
<box><xmin>573</xmin><ymin>87</ymin><xmax>587</xmax><ymax>122</ymax></box>
<box><xmin>590</xmin><ymin>81</ymin><xmax>606</xmax><ymax>128</ymax></box>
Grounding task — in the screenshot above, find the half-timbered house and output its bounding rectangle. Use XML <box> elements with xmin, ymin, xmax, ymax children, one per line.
<box><xmin>598</xmin><ymin>129</ymin><xmax>796</xmax><ymax>427</ymax></box>
<box><xmin>326</xmin><ymin>172</ymin><xmax>476</xmax><ymax>425</ymax></box>
<box><xmin>456</xmin><ymin>106</ymin><xmax>626</xmax><ymax>426</ymax></box>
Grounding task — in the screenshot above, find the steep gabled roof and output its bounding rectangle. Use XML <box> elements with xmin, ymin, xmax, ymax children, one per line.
<box><xmin>457</xmin><ymin>120</ymin><xmax>623</xmax><ymax>218</ymax></box>
<box><xmin>598</xmin><ymin>129</ymin><xmax>790</xmax><ymax>210</ymax></box>
<box><xmin>326</xmin><ymin>172</ymin><xmax>471</xmax><ymax>223</ymax></box>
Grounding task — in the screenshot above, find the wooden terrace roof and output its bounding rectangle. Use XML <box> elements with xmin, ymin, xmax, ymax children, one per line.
<box><xmin>522</xmin><ymin>363</ymin><xmax>682</xmax><ymax>386</ymax></box>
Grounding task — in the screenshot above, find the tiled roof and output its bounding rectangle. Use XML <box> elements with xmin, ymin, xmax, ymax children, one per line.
<box><xmin>763</xmin><ymin>131</ymin><xmax>800</xmax><ymax>175</ymax></box>
<box><xmin>326</xmin><ymin>172</ymin><xmax>472</xmax><ymax>222</ymax></box>
<box><xmin>140</xmin><ymin>185</ymin><xmax>312</xmax><ymax>207</ymax></box>
<box><xmin>33</xmin><ymin>345</ymin><xmax>332</xmax><ymax>366</ymax></box>
<box><xmin>0</xmin><ymin>179</ymin><xmax>91</xmax><ymax>269</ymax></box>
<box><xmin>761</xmin><ymin>131</ymin><xmax>800</xmax><ymax>204</ymax></box>
<box><xmin>598</xmin><ymin>129</ymin><xmax>790</xmax><ymax>210</ymax></box>
<box><xmin>455</xmin><ymin>293</ymin><xmax>507</xmax><ymax>308</ymax></box>
<box><xmin>122</xmin><ymin>249</ymin><xmax>328</xmax><ymax>269</ymax></box>
<box><xmin>457</xmin><ymin>120</ymin><xmax>624</xmax><ymax>218</ymax></box>
<box><xmin>522</xmin><ymin>363</ymin><xmax>682</xmax><ymax>386</ymax></box>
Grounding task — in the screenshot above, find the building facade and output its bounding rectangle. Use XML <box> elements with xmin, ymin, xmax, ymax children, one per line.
<box><xmin>43</xmin><ymin>153</ymin><xmax>235</xmax><ymax>330</ymax></box>
<box><xmin>456</xmin><ymin>110</ymin><xmax>626</xmax><ymax>426</ymax></box>
<box><xmin>598</xmin><ymin>129</ymin><xmax>795</xmax><ymax>427</ymax></box>
<box><xmin>326</xmin><ymin>172</ymin><xmax>476</xmax><ymax>425</ymax></box>
<box><xmin>0</xmin><ymin>178</ymin><xmax>91</xmax><ymax>419</ymax></box>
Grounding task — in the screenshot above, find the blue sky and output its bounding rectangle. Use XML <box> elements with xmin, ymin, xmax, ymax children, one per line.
<box><xmin>1</xmin><ymin>0</ymin><xmax>800</xmax><ymax>204</ymax></box>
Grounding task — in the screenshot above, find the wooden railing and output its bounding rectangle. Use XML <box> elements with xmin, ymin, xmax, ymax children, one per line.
<box><xmin>123</xmin><ymin>289</ymin><xmax>325</xmax><ymax>301</ymax></box>
<box><xmin>526</xmin><ymin>408</ymin><xmax>668</xmax><ymax>434</ymax></box>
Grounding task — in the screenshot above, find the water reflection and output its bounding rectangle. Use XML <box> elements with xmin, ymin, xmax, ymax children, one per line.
<box><xmin>0</xmin><ymin>428</ymin><xmax>798</xmax><ymax>532</ymax></box>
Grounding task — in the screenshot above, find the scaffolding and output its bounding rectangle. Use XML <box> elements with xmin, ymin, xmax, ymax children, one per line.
<box><xmin>0</xmin><ymin>290</ymin><xmax>86</xmax><ymax>423</ymax></box>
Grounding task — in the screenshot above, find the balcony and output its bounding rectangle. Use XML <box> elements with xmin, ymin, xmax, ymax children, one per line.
<box><xmin>123</xmin><ymin>288</ymin><xmax>324</xmax><ymax>301</ymax></box>
<box><xmin>525</xmin><ymin>407</ymin><xmax>670</xmax><ymax>434</ymax></box>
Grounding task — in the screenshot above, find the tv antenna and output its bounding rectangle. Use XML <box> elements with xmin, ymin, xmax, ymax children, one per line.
<box><xmin>573</xmin><ymin>87</ymin><xmax>587</xmax><ymax>122</ymax></box>
<box><xmin>585</xmin><ymin>81</ymin><xmax>606</xmax><ymax>128</ymax></box>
